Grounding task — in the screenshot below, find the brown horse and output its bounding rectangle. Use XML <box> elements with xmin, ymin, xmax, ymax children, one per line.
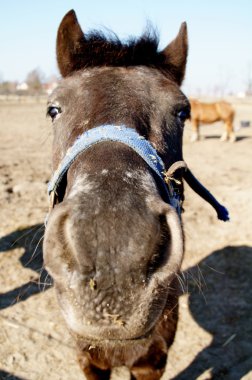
<box><xmin>43</xmin><ymin>10</ymin><xmax>228</xmax><ymax>380</ymax></box>
<box><xmin>190</xmin><ymin>99</ymin><xmax>236</xmax><ymax>142</ymax></box>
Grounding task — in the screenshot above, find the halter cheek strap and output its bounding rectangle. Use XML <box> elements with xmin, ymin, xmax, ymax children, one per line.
<box><xmin>47</xmin><ymin>124</ymin><xmax>182</xmax><ymax>213</ymax></box>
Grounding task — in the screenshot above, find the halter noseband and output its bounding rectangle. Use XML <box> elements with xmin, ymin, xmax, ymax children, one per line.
<box><xmin>48</xmin><ymin>124</ymin><xmax>184</xmax><ymax>213</ymax></box>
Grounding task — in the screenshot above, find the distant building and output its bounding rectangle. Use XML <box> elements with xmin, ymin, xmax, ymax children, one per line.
<box><xmin>16</xmin><ymin>82</ymin><xmax>28</xmax><ymax>91</ymax></box>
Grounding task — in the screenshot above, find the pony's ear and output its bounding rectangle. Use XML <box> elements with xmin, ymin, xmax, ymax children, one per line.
<box><xmin>162</xmin><ymin>22</ymin><xmax>188</xmax><ymax>86</ymax></box>
<box><xmin>56</xmin><ymin>10</ymin><xmax>86</xmax><ymax>77</ymax></box>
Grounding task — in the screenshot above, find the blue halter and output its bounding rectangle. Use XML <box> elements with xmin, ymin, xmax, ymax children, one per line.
<box><xmin>48</xmin><ymin>124</ymin><xmax>180</xmax><ymax>212</ymax></box>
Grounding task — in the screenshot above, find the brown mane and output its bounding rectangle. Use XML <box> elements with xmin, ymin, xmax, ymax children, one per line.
<box><xmin>60</xmin><ymin>28</ymin><xmax>182</xmax><ymax>77</ymax></box>
<box><xmin>74</xmin><ymin>29</ymin><xmax>161</xmax><ymax>66</ymax></box>
<box><xmin>56</xmin><ymin>10</ymin><xmax>187</xmax><ymax>83</ymax></box>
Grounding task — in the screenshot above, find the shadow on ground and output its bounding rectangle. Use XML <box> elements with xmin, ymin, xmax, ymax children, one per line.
<box><xmin>173</xmin><ymin>245</ymin><xmax>252</xmax><ymax>380</ymax></box>
<box><xmin>0</xmin><ymin>369</ymin><xmax>26</xmax><ymax>380</ymax></box>
<box><xmin>203</xmin><ymin>134</ymin><xmax>251</xmax><ymax>142</ymax></box>
<box><xmin>0</xmin><ymin>224</ymin><xmax>52</xmax><ymax>310</ymax></box>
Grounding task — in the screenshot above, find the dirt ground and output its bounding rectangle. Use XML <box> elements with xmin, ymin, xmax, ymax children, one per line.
<box><xmin>0</xmin><ymin>97</ymin><xmax>251</xmax><ymax>380</ymax></box>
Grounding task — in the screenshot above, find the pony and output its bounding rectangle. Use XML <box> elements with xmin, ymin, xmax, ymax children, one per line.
<box><xmin>190</xmin><ymin>99</ymin><xmax>236</xmax><ymax>142</ymax></box>
<box><xmin>43</xmin><ymin>10</ymin><xmax>228</xmax><ymax>380</ymax></box>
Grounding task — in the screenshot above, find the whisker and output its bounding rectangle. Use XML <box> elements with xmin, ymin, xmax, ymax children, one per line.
<box><xmin>197</xmin><ymin>264</ymin><xmax>207</xmax><ymax>288</ymax></box>
<box><xmin>175</xmin><ymin>272</ymin><xmax>187</xmax><ymax>294</ymax></box>
<box><xmin>187</xmin><ymin>266</ymin><xmax>207</xmax><ymax>303</ymax></box>
<box><xmin>10</xmin><ymin>224</ymin><xmax>42</xmax><ymax>247</ymax></box>
<box><xmin>38</xmin><ymin>264</ymin><xmax>53</xmax><ymax>291</ymax></box>
<box><xmin>39</xmin><ymin>281</ymin><xmax>53</xmax><ymax>287</ymax></box>
<box><xmin>24</xmin><ymin>234</ymin><xmax>44</xmax><ymax>268</ymax></box>
<box><xmin>28</xmin><ymin>224</ymin><xmax>44</xmax><ymax>250</ymax></box>
<box><xmin>180</xmin><ymin>271</ymin><xmax>189</xmax><ymax>293</ymax></box>
<box><xmin>203</xmin><ymin>263</ymin><xmax>225</xmax><ymax>275</ymax></box>
<box><xmin>43</xmin><ymin>272</ymin><xmax>51</xmax><ymax>291</ymax></box>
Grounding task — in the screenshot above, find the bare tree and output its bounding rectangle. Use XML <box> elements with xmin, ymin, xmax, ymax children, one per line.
<box><xmin>26</xmin><ymin>68</ymin><xmax>44</xmax><ymax>94</ymax></box>
<box><xmin>0</xmin><ymin>81</ymin><xmax>17</xmax><ymax>95</ymax></box>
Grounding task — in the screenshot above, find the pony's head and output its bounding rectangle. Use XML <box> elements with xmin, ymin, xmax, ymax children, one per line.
<box><xmin>43</xmin><ymin>10</ymin><xmax>189</xmax><ymax>354</ymax></box>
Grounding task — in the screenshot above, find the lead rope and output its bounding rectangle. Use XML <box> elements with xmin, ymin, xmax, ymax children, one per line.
<box><xmin>163</xmin><ymin>160</ymin><xmax>229</xmax><ymax>221</ymax></box>
<box><xmin>183</xmin><ymin>168</ymin><xmax>229</xmax><ymax>221</ymax></box>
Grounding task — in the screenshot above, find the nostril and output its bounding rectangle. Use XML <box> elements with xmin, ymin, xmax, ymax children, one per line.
<box><xmin>64</xmin><ymin>216</ymin><xmax>96</xmax><ymax>270</ymax></box>
<box><xmin>147</xmin><ymin>214</ymin><xmax>171</xmax><ymax>279</ymax></box>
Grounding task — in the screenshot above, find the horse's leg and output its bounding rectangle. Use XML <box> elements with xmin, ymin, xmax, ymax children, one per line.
<box><xmin>191</xmin><ymin>119</ymin><xmax>200</xmax><ymax>142</ymax></box>
<box><xmin>227</xmin><ymin>117</ymin><xmax>236</xmax><ymax>142</ymax></box>
<box><xmin>220</xmin><ymin>117</ymin><xmax>228</xmax><ymax>141</ymax></box>
<box><xmin>221</xmin><ymin>114</ymin><xmax>236</xmax><ymax>142</ymax></box>
<box><xmin>78</xmin><ymin>353</ymin><xmax>111</xmax><ymax>380</ymax></box>
<box><xmin>221</xmin><ymin>117</ymin><xmax>236</xmax><ymax>142</ymax></box>
<box><xmin>220</xmin><ymin>125</ymin><xmax>229</xmax><ymax>141</ymax></box>
<box><xmin>229</xmin><ymin>133</ymin><xmax>236</xmax><ymax>142</ymax></box>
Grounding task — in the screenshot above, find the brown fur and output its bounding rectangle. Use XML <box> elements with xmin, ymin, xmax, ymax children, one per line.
<box><xmin>190</xmin><ymin>99</ymin><xmax>236</xmax><ymax>142</ymax></box>
<box><xmin>43</xmin><ymin>9</ymin><xmax>217</xmax><ymax>380</ymax></box>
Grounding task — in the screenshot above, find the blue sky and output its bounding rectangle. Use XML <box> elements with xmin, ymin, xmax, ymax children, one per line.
<box><xmin>0</xmin><ymin>0</ymin><xmax>252</xmax><ymax>95</ymax></box>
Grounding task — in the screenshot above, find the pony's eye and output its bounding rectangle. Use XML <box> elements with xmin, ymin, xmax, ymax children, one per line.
<box><xmin>47</xmin><ymin>106</ymin><xmax>61</xmax><ymax>121</ymax></box>
<box><xmin>177</xmin><ymin>108</ymin><xmax>190</xmax><ymax>122</ymax></box>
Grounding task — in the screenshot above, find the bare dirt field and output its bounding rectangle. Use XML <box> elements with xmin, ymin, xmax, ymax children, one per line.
<box><xmin>0</xmin><ymin>97</ymin><xmax>251</xmax><ymax>380</ymax></box>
